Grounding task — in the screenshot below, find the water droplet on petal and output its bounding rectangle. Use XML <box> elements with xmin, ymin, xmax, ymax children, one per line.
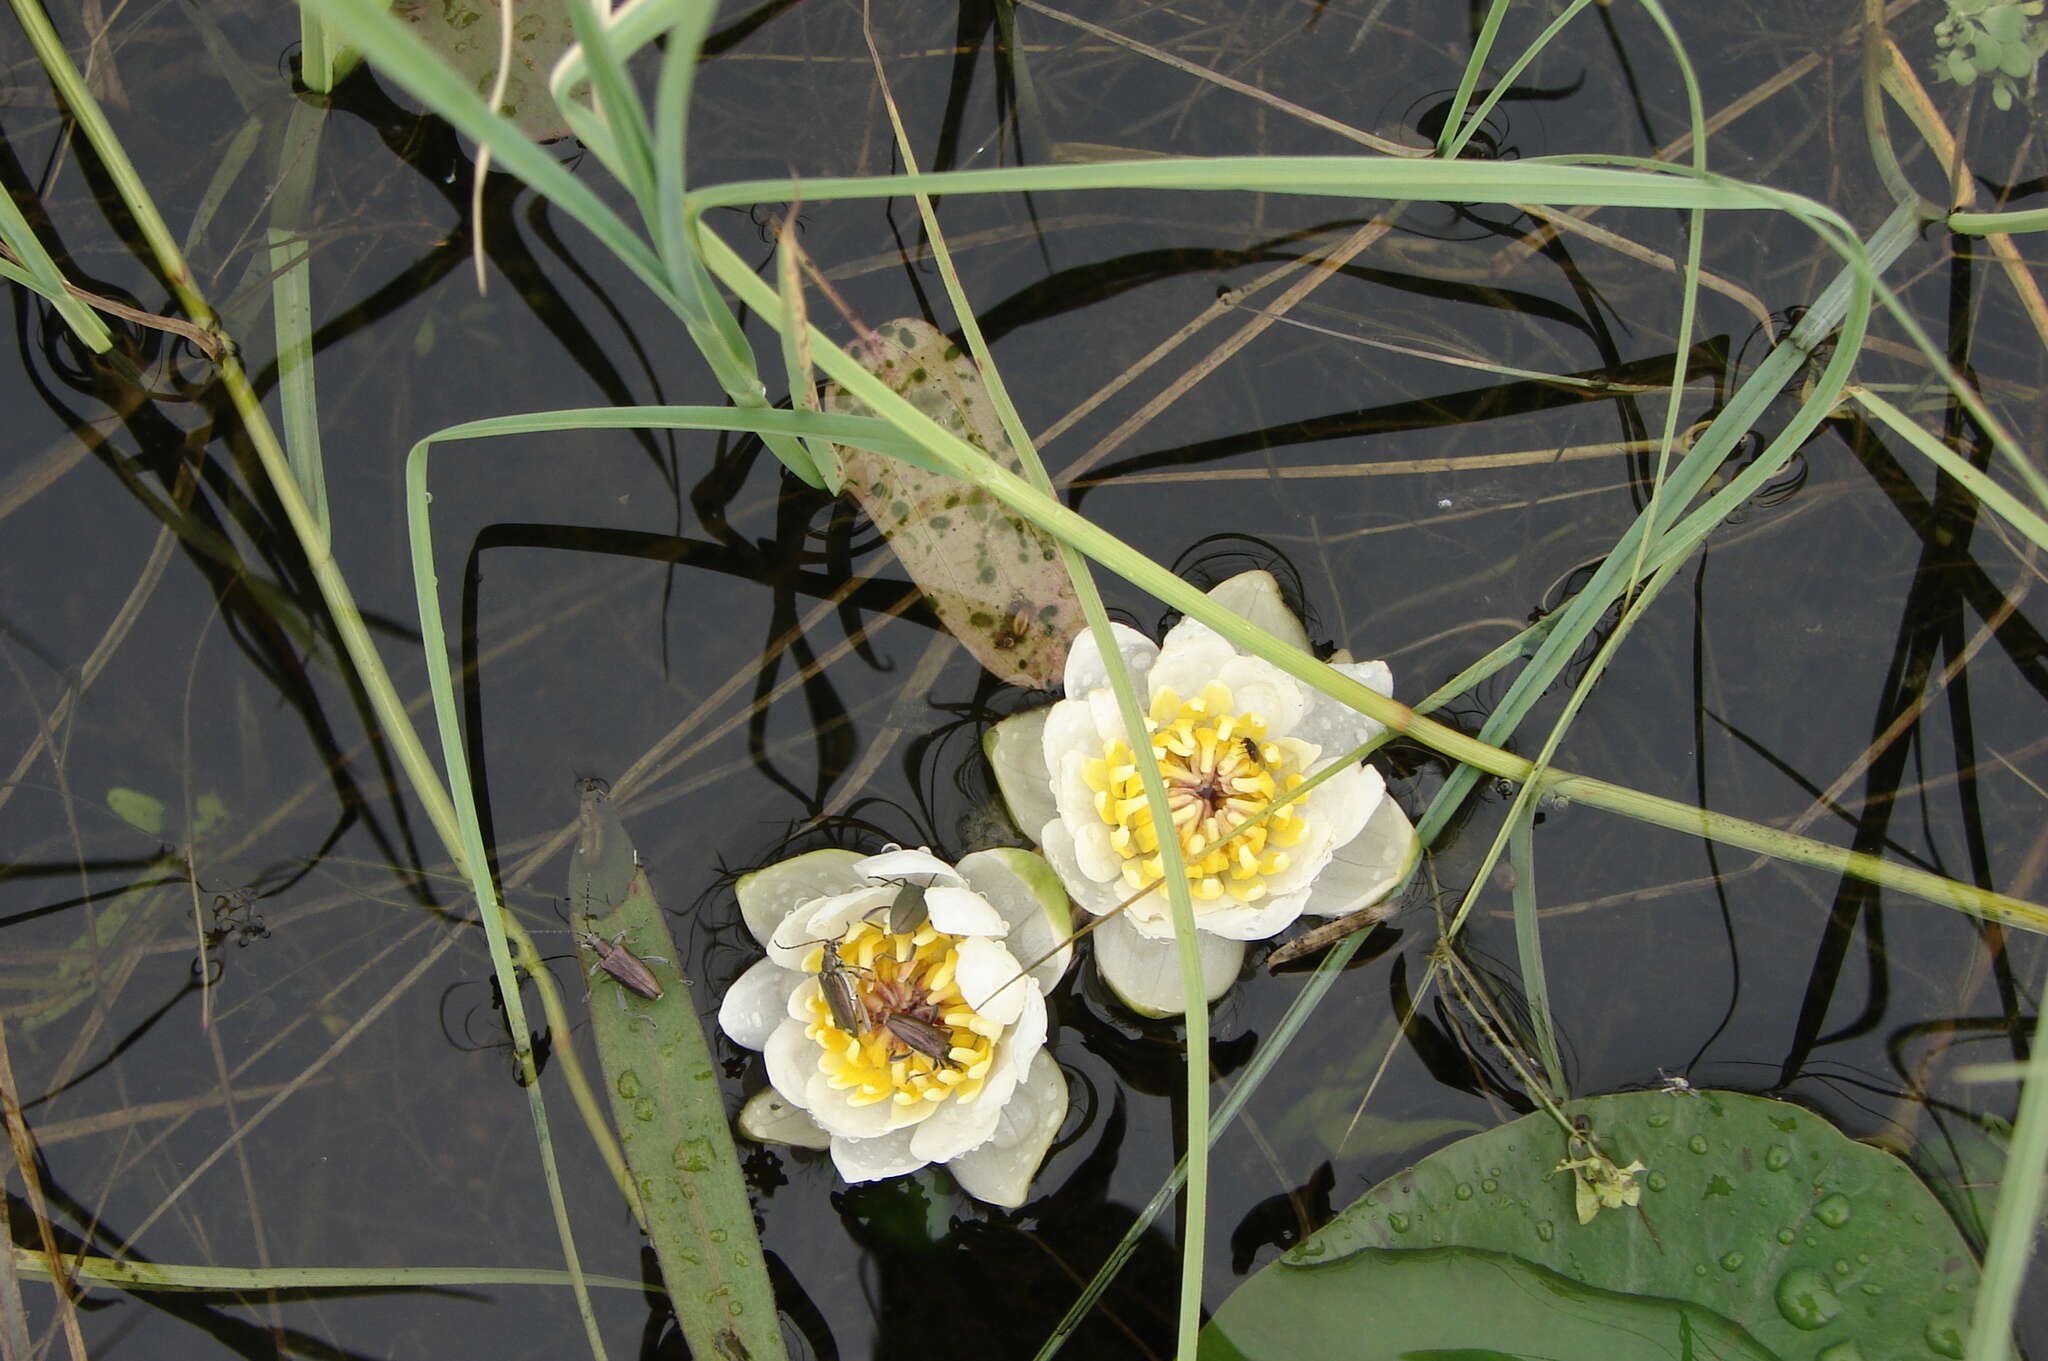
<box><xmin>1535</xmin><ymin>1219</ymin><xmax>1554</xmax><ymax>1243</ymax></box>
<box><xmin>1454</xmin><ymin>1182</ymin><xmax>1473</xmax><ymax>1200</ymax></box>
<box><xmin>1814</xmin><ymin>1192</ymin><xmax>1852</xmax><ymax>1228</ymax></box>
<box><xmin>1765</xmin><ymin>1145</ymin><xmax>1792</xmax><ymax>1171</ymax></box>
<box><xmin>1388</xmin><ymin>1212</ymin><xmax>1410</xmax><ymax>1233</ymax></box>
<box><xmin>1687</xmin><ymin>1134</ymin><xmax>1709</xmax><ymax>1154</ymax></box>
<box><xmin>1777</xmin><ymin>1228</ymin><xmax>1797</xmax><ymax>1244</ymax></box>
<box><xmin>1719</xmin><ymin>1251</ymin><xmax>1745</xmax><ymax>1272</ymax></box>
<box><xmin>1816</xmin><ymin>1341</ymin><xmax>1864</xmax><ymax>1361</ymax></box>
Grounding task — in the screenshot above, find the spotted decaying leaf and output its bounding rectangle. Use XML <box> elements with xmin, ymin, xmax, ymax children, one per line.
<box><xmin>824</xmin><ymin>318</ymin><xmax>1080</xmax><ymax>688</ymax></box>
<box><xmin>393</xmin><ymin>0</ymin><xmax>576</xmax><ymax>142</ymax></box>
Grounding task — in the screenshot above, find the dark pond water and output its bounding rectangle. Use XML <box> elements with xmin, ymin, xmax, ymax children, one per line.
<box><xmin>3</xmin><ymin>1</ymin><xmax>2046</xmax><ymax>1357</ymax></box>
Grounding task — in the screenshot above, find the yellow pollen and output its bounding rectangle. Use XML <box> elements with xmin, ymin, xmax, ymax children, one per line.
<box><xmin>803</xmin><ymin>919</ymin><xmax>998</xmax><ymax>1106</ymax></box>
<box><xmin>1090</xmin><ymin>686</ymin><xmax>1309</xmax><ymax>911</ymax></box>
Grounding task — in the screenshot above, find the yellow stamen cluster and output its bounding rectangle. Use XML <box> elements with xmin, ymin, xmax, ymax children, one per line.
<box><xmin>1082</xmin><ymin>682</ymin><xmax>1308</xmax><ymax>904</ymax></box>
<box><xmin>803</xmin><ymin>918</ymin><xmax>998</xmax><ymax>1109</ymax></box>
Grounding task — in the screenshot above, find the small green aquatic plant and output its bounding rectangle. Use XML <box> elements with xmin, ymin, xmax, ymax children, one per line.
<box><xmin>1933</xmin><ymin>0</ymin><xmax>2047</xmax><ymax>110</ymax></box>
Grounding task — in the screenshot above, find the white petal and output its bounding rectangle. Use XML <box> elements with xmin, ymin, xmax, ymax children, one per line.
<box><xmin>831</xmin><ymin>1127</ymin><xmax>927</xmax><ymax>1183</ymax></box>
<box><xmin>1050</xmin><ymin>752</ymin><xmax>1121</xmax><ymax>883</ymax></box>
<box><xmin>911</xmin><ymin>1083</ymin><xmax>1005</xmax><ymax>1164</ymax></box>
<box><xmin>1216</xmin><ymin>654</ymin><xmax>1306</xmax><ymax>739</ymax></box>
<box><xmin>923</xmin><ymin>885</ymin><xmax>1006</xmax><ymax>938</ymax></box>
<box><xmin>1205</xmin><ymin>570</ymin><xmax>1311</xmax><ymax>655</ymax></box>
<box><xmin>763</xmin><ymin>1019</ymin><xmax>818</xmax><ymax>1110</ymax></box>
<box><xmin>1093</xmin><ymin>910</ymin><xmax>1243</xmax><ymax>1018</ymax></box>
<box><xmin>957</xmin><ymin>847</ymin><xmax>1074</xmax><ymax>989</ymax></box>
<box><xmin>1253</xmin><ymin>817</ymin><xmax>1335</xmax><ymax>899</ymax></box>
<box><xmin>1064</xmin><ymin>621</ymin><xmax>1158</xmax><ymax>695</ymax></box>
<box><xmin>1195</xmin><ymin>886</ymin><xmax>1312</xmax><ymax>941</ymax></box>
<box><xmin>952</xmin><ymin>937</ymin><xmax>1032</xmax><ymax>1026</ymax></box>
<box><xmin>736</xmin><ymin>849</ymin><xmax>866</xmax><ymax>947</ymax></box>
<box><xmin>855</xmin><ymin>846</ymin><xmax>967</xmax><ymax>890</ymax></box>
<box><xmin>1301</xmin><ymin>794</ymin><xmax>1419</xmax><ymax>918</ymax></box>
<box><xmin>986</xmin><ymin>707</ymin><xmax>1056</xmax><ymax>839</ymax></box>
<box><xmin>1314</xmin><ymin>762</ymin><xmax>1383</xmax><ymax>857</ymax></box>
<box><xmin>949</xmin><ymin>1050</ymin><xmax>1068</xmax><ymax>1207</ymax></box>
<box><xmin>1147</xmin><ymin>618</ymin><xmax>1238</xmax><ymax>703</ymax></box>
<box><xmin>1038</xmin><ymin>819</ymin><xmax>1132</xmax><ymax>918</ymax></box>
<box><xmin>804</xmin><ymin>1070</ymin><xmax>903</xmax><ymax>1139</ymax></box>
<box><xmin>1292</xmin><ymin>660</ymin><xmax>1395</xmax><ymax>759</ymax></box>
<box><xmin>718</xmin><ymin>957</ymin><xmax>802</xmax><ymax>1050</ymax></box>
<box><xmin>737</xmin><ymin>1087</ymin><xmax>832</xmax><ymax>1150</ymax></box>
<box><xmin>914</xmin><ymin>993</ymin><xmax>1046</xmax><ymax>1163</ymax></box>
<box><xmin>1084</xmin><ymin>686</ymin><xmax>1132</xmax><ymax>748</ymax></box>
<box><xmin>1044</xmin><ymin>702</ymin><xmax>1104</xmax><ymax>798</ymax></box>
<box><xmin>796</xmin><ymin>885</ymin><xmax>896</xmax><ymax>946</ymax></box>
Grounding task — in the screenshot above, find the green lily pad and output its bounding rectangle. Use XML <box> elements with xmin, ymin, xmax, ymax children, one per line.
<box><xmin>824</xmin><ymin>318</ymin><xmax>1081</xmax><ymax>688</ymax></box>
<box><xmin>1256</xmin><ymin>1090</ymin><xmax>1998</xmax><ymax>1361</ymax></box>
<box><xmin>1202</xmin><ymin>1242</ymin><xmax>1779</xmax><ymax>1361</ymax></box>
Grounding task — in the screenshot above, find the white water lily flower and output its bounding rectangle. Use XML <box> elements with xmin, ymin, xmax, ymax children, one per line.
<box><xmin>986</xmin><ymin>571</ymin><xmax>1419</xmax><ymax>1016</ymax></box>
<box><xmin>719</xmin><ymin>845</ymin><xmax>1072</xmax><ymax>1207</ymax></box>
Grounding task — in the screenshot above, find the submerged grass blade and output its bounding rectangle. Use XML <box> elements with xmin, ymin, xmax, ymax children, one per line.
<box><xmin>269</xmin><ymin>100</ymin><xmax>331</xmax><ymax>545</ymax></box>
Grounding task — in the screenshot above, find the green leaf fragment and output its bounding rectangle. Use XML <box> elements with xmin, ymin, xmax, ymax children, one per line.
<box><xmin>568</xmin><ymin>791</ymin><xmax>787</xmax><ymax>1361</ymax></box>
<box><xmin>107</xmin><ymin>787</ymin><xmax>167</xmax><ymax>836</ymax></box>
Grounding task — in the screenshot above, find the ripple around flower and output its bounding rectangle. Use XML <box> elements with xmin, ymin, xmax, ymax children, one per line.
<box><xmin>1082</xmin><ymin>681</ymin><xmax>1310</xmax><ymax>906</ymax></box>
<box><xmin>801</xmin><ymin>919</ymin><xmax>995</xmax><ymax>1109</ymax></box>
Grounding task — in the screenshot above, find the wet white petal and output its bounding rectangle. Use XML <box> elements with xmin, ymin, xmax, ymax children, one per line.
<box><xmin>1064</xmin><ymin>621</ymin><xmax>1158</xmax><ymax>696</ymax></box>
<box><xmin>1301</xmin><ymin>794</ymin><xmax>1418</xmax><ymax>918</ymax></box>
<box><xmin>1147</xmin><ymin>618</ymin><xmax>1238</xmax><ymax>702</ymax></box>
<box><xmin>950</xmin><ymin>1051</ymin><xmax>1068</xmax><ymax>1208</ymax></box>
<box><xmin>1196</xmin><ymin>887</ymin><xmax>1312</xmax><ymax>941</ymax></box>
<box><xmin>1092</xmin><ymin>911</ymin><xmax>1243</xmax><ymax>1018</ymax></box>
<box><xmin>805</xmin><ymin>1070</ymin><xmax>910</xmax><ymax>1139</ymax></box>
<box><xmin>738</xmin><ymin>1088</ymin><xmax>832</xmax><ymax>1150</ymax></box>
<box><xmin>1038</xmin><ymin>819</ymin><xmax>1132</xmax><ymax>918</ymax></box>
<box><xmin>855</xmin><ymin>846</ymin><xmax>967</xmax><ymax>890</ymax></box>
<box><xmin>922</xmin><ymin>884</ymin><xmax>1006</xmax><ymax>938</ymax></box>
<box><xmin>957</xmin><ymin>847</ymin><xmax>1073</xmax><ymax>990</ymax></box>
<box><xmin>1291</xmin><ymin>660</ymin><xmax>1394</xmax><ymax>758</ymax></box>
<box><xmin>953</xmin><ymin>936</ymin><xmax>1032</xmax><ymax>1026</ymax></box>
<box><xmin>763</xmin><ymin>1019</ymin><xmax>818</xmax><ymax>1109</ymax></box>
<box><xmin>831</xmin><ymin>1127</ymin><xmax>926</xmax><ymax>1183</ymax></box>
<box><xmin>718</xmin><ymin>958</ymin><xmax>802</xmax><ymax>1050</ymax></box>
<box><xmin>798</xmin><ymin>885</ymin><xmax>897</xmax><ymax>945</ymax></box>
<box><xmin>986</xmin><ymin>707</ymin><xmax>1056</xmax><ymax>838</ymax></box>
<box><xmin>1204</xmin><ymin>570</ymin><xmax>1311</xmax><ymax>656</ymax></box>
<box><xmin>736</xmin><ymin>849</ymin><xmax>865</xmax><ymax>947</ymax></box>
<box><xmin>1216</xmin><ymin>654</ymin><xmax>1306</xmax><ymax>739</ymax></box>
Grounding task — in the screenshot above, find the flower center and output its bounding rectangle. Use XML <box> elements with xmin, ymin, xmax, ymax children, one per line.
<box><xmin>1082</xmin><ymin>682</ymin><xmax>1309</xmax><ymax>904</ymax></box>
<box><xmin>803</xmin><ymin>919</ymin><xmax>998</xmax><ymax>1109</ymax></box>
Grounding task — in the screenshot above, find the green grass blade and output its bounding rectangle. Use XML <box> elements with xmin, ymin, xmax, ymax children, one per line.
<box><xmin>1849</xmin><ymin>386</ymin><xmax>2048</xmax><ymax>553</ymax></box>
<box><xmin>1435</xmin><ymin>0</ymin><xmax>1510</xmax><ymax>158</ymax></box>
<box><xmin>1947</xmin><ymin>206</ymin><xmax>2048</xmax><ymax>234</ymax></box>
<box><xmin>298</xmin><ymin>0</ymin><xmax>671</xmax><ymax>302</ymax></box>
<box><xmin>269</xmin><ymin>99</ymin><xmax>332</xmax><ymax>545</ymax></box>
